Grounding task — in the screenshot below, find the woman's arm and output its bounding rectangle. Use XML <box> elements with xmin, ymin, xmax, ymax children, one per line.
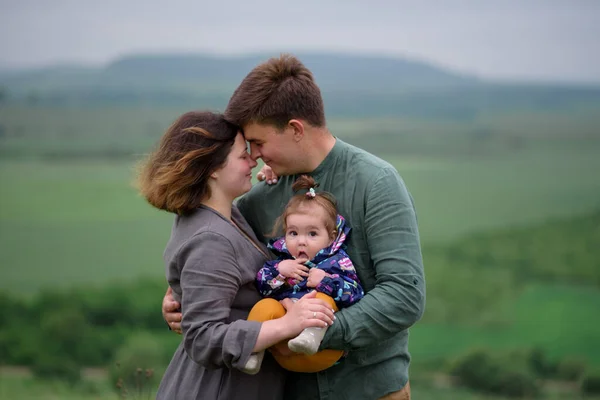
<box><xmin>176</xmin><ymin>232</ymin><xmax>334</xmax><ymax>370</ymax></box>
<box><xmin>253</xmin><ymin>290</ymin><xmax>332</xmax><ymax>352</ymax></box>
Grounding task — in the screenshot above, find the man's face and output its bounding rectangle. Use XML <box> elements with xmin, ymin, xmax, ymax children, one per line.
<box><xmin>242</xmin><ymin>122</ymin><xmax>300</xmax><ymax>176</ymax></box>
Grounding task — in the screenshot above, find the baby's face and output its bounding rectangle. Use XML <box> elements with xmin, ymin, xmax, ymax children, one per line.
<box><xmin>284</xmin><ymin>210</ymin><xmax>334</xmax><ymax>260</ymax></box>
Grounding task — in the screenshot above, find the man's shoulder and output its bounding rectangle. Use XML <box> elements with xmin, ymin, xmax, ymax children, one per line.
<box><xmin>337</xmin><ymin>139</ymin><xmax>400</xmax><ymax>180</ymax></box>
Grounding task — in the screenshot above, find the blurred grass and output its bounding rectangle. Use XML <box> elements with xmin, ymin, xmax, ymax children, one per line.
<box><xmin>1</xmin><ymin>369</ymin><xmax>598</xmax><ymax>400</ymax></box>
<box><xmin>0</xmin><ymin>161</ymin><xmax>172</xmax><ymax>293</ymax></box>
<box><xmin>411</xmin><ymin>283</ymin><xmax>600</xmax><ymax>367</ymax></box>
<box><xmin>1</xmin><ymin>104</ymin><xmax>600</xmax><ymax>398</ymax></box>
<box><xmin>2</xmin><ymin>135</ymin><xmax>600</xmax><ymax>293</ymax></box>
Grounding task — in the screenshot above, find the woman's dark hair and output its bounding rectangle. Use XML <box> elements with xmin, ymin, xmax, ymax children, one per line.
<box><xmin>137</xmin><ymin>111</ymin><xmax>238</xmax><ymax>214</ymax></box>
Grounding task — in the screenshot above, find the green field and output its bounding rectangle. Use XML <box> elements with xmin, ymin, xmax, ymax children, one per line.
<box><xmin>2</xmin><ymin>104</ymin><xmax>600</xmax><ymax>399</ymax></box>
<box><xmin>411</xmin><ymin>283</ymin><xmax>600</xmax><ymax>366</ymax></box>
<box><xmin>1</xmin><ymin>136</ymin><xmax>600</xmax><ymax>293</ymax></box>
<box><xmin>2</xmin><ymin>370</ymin><xmax>597</xmax><ymax>400</ymax></box>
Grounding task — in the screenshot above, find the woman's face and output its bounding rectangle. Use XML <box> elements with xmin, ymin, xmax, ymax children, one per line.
<box><xmin>215</xmin><ymin>132</ymin><xmax>257</xmax><ymax>199</ymax></box>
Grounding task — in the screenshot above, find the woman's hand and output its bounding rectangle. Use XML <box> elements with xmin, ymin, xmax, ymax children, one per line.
<box><xmin>256</xmin><ymin>165</ymin><xmax>279</xmax><ymax>185</ymax></box>
<box><xmin>277</xmin><ymin>259</ymin><xmax>309</xmax><ymax>281</ymax></box>
<box><xmin>280</xmin><ymin>291</ymin><xmax>335</xmax><ymax>335</ymax></box>
<box><xmin>162</xmin><ymin>287</ymin><xmax>182</xmax><ymax>334</ymax></box>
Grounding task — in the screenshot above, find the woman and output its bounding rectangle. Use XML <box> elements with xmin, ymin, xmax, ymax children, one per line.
<box><xmin>137</xmin><ymin>111</ymin><xmax>334</xmax><ymax>399</ymax></box>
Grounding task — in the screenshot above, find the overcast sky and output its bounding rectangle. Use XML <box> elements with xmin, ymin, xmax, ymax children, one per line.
<box><xmin>1</xmin><ymin>0</ymin><xmax>599</xmax><ymax>83</ymax></box>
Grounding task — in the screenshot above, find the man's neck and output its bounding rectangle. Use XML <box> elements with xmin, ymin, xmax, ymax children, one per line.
<box><xmin>303</xmin><ymin>128</ymin><xmax>336</xmax><ymax>173</ymax></box>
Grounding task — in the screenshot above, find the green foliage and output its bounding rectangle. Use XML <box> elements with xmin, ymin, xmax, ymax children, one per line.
<box><xmin>0</xmin><ymin>373</ymin><xmax>120</xmax><ymax>400</ymax></box>
<box><xmin>39</xmin><ymin>306</ymin><xmax>90</xmax><ymax>359</ymax></box>
<box><xmin>449</xmin><ymin>348</ymin><xmax>541</xmax><ymax>397</ymax></box>
<box><xmin>528</xmin><ymin>347</ymin><xmax>558</xmax><ymax>378</ymax></box>
<box><xmin>526</xmin><ymin>348</ymin><xmax>587</xmax><ymax>382</ymax></box>
<box><xmin>449</xmin><ymin>347</ymin><xmax>595</xmax><ymax>397</ymax></box>
<box><xmin>31</xmin><ymin>355</ymin><xmax>81</xmax><ymax>385</ymax></box>
<box><xmin>422</xmin><ymin>251</ymin><xmax>517</xmax><ymax>325</ymax></box>
<box><xmin>426</xmin><ymin>209</ymin><xmax>600</xmax><ymax>287</ymax></box>
<box><xmin>109</xmin><ymin>332</ymin><xmax>165</xmax><ymax>397</ymax></box>
<box><xmin>555</xmin><ymin>357</ymin><xmax>587</xmax><ymax>381</ymax></box>
<box><xmin>581</xmin><ymin>371</ymin><xmax>600</xmax><ymax>395</ymax></box>
<box><xmin>0</xmin><ymin>278</ymin><xmax>176</xmax><ymax>367</ymax></box>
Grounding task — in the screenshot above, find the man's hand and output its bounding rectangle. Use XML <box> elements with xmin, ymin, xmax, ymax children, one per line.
<box><xmin>256</xmin><ymin>165</ymin><xmax>279</xmax><ymax>185</ymax></box>
<box><xmin>306</xmin><ymin>268</ymin><xmax>331</xmax><ymax>288</ymax></box>
<box><xmin>162</xmin><ymin>287</ymin><xmax>182</xmax><ymax>334</ymax></box>
<box><xmin>277</xmin><ymin>259</ymin><xmax>309</xmax><ymax>281</ymax></box>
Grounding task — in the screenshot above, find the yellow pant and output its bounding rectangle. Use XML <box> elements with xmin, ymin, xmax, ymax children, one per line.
<box><xmin>248</xmin><ymin>293</ymin><xmax>343</xmax><ymax>373</ymax></box>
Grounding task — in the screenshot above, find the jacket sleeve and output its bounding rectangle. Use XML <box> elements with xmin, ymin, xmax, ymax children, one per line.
<box><xmin>256</xmin><ymin>260</ymin><xmax>286</xmax><ymax>297</ymax></box>
<box><xmin>177</xmin><ymin>232</ymin><xmax>261</xmax><ymax>370</ymax></box>
<box><xmin>321</xmin><ymin>168</ymin><xmax>426</xmax><ymax>351</ymax></box>
<box><xmin>316</xmin><ymin>254</ymin><xmax>364</xmax><ymax>308</ymax></box>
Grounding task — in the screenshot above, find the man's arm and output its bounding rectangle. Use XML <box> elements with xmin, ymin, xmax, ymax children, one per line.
<box><xmin>321</xmin><ymin>168</ymin><xmax>425</xmax><ymax>351</ymax></box>
<box><xmin>162</xmin><ymin>286</ymin><xmax>182</xmax><ymax>334</ymax></box>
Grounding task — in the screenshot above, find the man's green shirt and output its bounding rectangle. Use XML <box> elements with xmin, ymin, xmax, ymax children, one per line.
<box><xmin>237</xmin><ymin>138</ymin><xmax>425</xmax><ymax>400</ymax></box>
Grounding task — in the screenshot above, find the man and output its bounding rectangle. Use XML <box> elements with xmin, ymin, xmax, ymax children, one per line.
<box><xmin>163</xmin><ymin>54</ymin><xmax>425</xmax><ymax>399</ymax></box>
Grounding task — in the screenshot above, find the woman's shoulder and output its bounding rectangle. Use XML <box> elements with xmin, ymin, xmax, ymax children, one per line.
<box><xmin>166</xmin><ymin>207</ymin><xmax>237</xmax><ymax>257</ymax></box>
<box><xmin>177</xmin><ymin>207</ymin><xmax>234</xmax><ymax>233</ymax></box>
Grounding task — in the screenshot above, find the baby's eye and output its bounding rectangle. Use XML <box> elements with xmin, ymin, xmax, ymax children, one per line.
<box><xmin>288</xmin><ymin>231</ymin><xmax>298</xmax><ymax>237</ymax></box>
<box><xmin>309</xmin><ymin>231</ymin><xmax>318</xmax><ymax>237</ymax></box>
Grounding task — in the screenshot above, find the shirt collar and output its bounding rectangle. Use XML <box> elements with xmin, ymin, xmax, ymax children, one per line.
<box><xmin>308</xmin><ymin>137</ymin><xmax>344</xmax><ymax>182</ymax></box>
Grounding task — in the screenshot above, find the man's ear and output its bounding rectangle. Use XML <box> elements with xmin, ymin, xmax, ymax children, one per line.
<box><xmin>288</xmin><ymin>119</ymin><xmax>305</xmax><ymax>142</ymax></box>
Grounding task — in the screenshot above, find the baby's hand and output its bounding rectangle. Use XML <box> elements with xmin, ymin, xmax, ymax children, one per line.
<box><xmin>306</xmin><ymin>268</ymin><xmax>331</xmax><ymax>288</ymax></box>
<box><xmin>277</xmin><ymin>259</ymin><xmax>309</xmax><ymax>281</ymax></box>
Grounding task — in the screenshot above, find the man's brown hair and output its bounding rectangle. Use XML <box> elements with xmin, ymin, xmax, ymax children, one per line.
<box><xmin>137</xmin><ymin>111</ymin><xmax>238</xmax><ymax>214</ymax></box>
<box><xmin>225</xmin><ymin>54</ymin><xmax>326</xmax><ymax>129</ymax></box>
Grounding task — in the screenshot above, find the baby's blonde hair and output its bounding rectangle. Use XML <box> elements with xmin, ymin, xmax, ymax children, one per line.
<box><xmin>271</xmin><ymin>175</ymin><xmax>338</xmax><ymax>239</ymax></box>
